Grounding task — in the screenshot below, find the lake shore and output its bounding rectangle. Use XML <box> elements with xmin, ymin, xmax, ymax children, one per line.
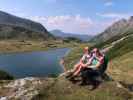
<box><xmin>0</xmin><ymin>39</ymin><xmax>82</xmax><ymax>54</ymax></box>
<box><xmin>0</xmin><ymin>48</ymin><xmax>71</xmax><ymax>78</ymax></box>
<box><xmin>0</xmin><ymin>39</ymin><xmax>90</xmax><ymax>80</ymax></box>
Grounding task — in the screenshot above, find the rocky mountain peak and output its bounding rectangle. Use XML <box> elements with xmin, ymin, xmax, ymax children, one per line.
<box><xmin>128</xmin><ymin>16</ymin><xmax>133</xmax><ymax>26</ymax></box>
<box><xmin>91</xmin><ymin>16</ymin><xmax>133</xmax><ymax>43</ymax></box>
<box><xmin>129</xmin><ymin>16</ymin><xmax>133</xmax><ymax>21</ymax></box>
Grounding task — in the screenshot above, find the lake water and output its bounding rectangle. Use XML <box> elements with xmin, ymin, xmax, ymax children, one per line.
<box><xmin>0</xmin><ymin>48</ymin><xmax>70</xmax><ymax>78</ymax></box>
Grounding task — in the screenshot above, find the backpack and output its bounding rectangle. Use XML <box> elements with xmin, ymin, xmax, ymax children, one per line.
<box><xmin>99</xmin><ymin>56</ymin><xmax>109</xmax><ymax>74</ymax></box>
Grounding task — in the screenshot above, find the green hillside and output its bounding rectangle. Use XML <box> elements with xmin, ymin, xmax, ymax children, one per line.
<box><xmin>106</xmin><ymin>36</ymin><xmax>133</xmax><ymax>60</ymax></box>
<box><xmin>92</xmin><ymin>31</ymin><xmax>133</xmax><ymax>60</ymax></box>
<box><xmin>0</xmin><ymin>24</ymin><xmax>54</xmax><ymax>40</ymax></box>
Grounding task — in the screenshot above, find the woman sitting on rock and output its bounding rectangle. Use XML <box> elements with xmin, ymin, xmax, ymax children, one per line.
<box><xmin>66</xmin><ymin>46</ymin><xmax>93</xmax><ymax>78</ymax></box>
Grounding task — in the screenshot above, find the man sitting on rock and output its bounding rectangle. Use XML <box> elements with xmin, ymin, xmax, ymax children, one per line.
<box><xmin>80</xmin><ymin>48</ymin><xmax>108</xmax><ymax>87</ymax></box>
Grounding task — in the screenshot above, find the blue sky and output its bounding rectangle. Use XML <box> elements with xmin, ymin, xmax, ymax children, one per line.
<box><xmin>0</xmin><ymin>0</ymin><xmax>133</xmax><ymax>35</ymax></box>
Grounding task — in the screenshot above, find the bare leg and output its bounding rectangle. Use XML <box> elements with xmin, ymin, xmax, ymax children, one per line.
<box><xmin>73</xmin><ymin>65</ymin><xmax>83</xmax><ymax>76</ymax></box>
<box><xmin>72</xmin><ymin>62</ymin><xmax>82</xmax><ymax>73</ymax></box>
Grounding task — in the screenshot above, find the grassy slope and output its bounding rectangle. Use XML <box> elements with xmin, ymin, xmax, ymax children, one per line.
<box><xmin>94</xmin><ymin>31</ymin><xmax>133</xmax><ymax>59</ymax></box>
<box><xmin>92</xmin><ymin>31</ymin><xmax>133</xmax><ymax>49</ymax></box>
<box><xmin>108</xmin><ymin>51</ymin><xmax>133</xmax><ymax>83</ymax></box>
<box><xmin>60</xmin><ymin>36</ymin><xmax>133</xmax><ymax>100</ymax></box>
<box><xmin>34</xmin><ymin>41</ymin><xmax>133</xmax><ymax>100</ymax></box>
<box><xmin>106</xmin><ymin>36</ymin><xmax>133</xmax><ymax>60</ymax></box>
<box><xmin>35</xmin><ymin>76</ymin><xmax>132</xmax><ymax>100</ymax></box>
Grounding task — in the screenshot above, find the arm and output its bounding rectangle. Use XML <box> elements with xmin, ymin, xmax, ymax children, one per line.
<box><xmin>79</xmin><ymin>59</ymin><xmax>83</xmax><ymax>63</ymax></box>
<box><xmin>79</xmin><ymin>55</ymin><xmax>85</xmax><ymax>63</ymax></box>
<box><xmin>95</xmin><ymin>57</ymin><xmax>104</xmax><ymax>69</ymax></box>
<box><xmin>73</xmin><ymin>66</ymin><xmax>82</xmax><ymax>76</ymax></box>
<box><xmin>81</xmin><ymin>56</ymin><xmax>94</xmax><ymax>68</ymax></box>
<box><xmin>95</xmin><ymin>61</ymin><xmax>101</xmax><ymax>69</ymax></box>
<box><xmin>82</xmin><ymin>61</ymin><xmax>91</xmax><ymax>68</ymax></box>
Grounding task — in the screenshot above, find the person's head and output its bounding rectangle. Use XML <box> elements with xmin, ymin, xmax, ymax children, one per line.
<box><xmin>92</xmin><ymin>48</ymin><xmax>102</xmax><ymax>57</ymax></box>
<box><xmin>83</xmin><ymin>46</ymin><xmax>89</xmax><ymax>54</ymax></box>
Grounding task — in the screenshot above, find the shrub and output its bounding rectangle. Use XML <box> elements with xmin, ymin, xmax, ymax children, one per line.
<box><xmin>0</xmin><ymin>70</ymin><xmax>14</xmax><ymax>80</ymax></box>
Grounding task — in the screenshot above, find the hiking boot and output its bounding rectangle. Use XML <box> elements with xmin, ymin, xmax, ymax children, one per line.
<box><xmin>68</xmin><ymin>75</ymin><xmax>76</xmax><ymax>81</ymax></box>
<box><xmin>78</xmin><ymin>81</ymin><xmax>86</xmax><ymax>86</ymax></box>
<box><xmin>90</xmin><ymin>81</ymin><xmax>101</xmax><ymax>90</ymax></box>
<box><xmin>86</xmin><ymin>85</ymin><xmax>94</xmax><ymax>90</ymax></box>
<box><xmin>68</xmin><ymin>75</ymin><xmax>79</xmax><ymax>84</ymax></box>
<box><xmin>65</xmin><ymin>72</ymin><xmax>73</xmax><ymax>79</ymax></box>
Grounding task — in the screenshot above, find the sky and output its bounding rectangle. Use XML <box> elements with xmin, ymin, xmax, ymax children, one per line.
<box><xmin>0</xmin><ymin>0</ymin><xmax>133</xmax><ymax>35</ymax></box>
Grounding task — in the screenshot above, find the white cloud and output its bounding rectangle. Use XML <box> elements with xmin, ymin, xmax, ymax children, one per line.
<box><xmin>104</xmin><ymin>1</ymin><xmax>114</xmax><ymax>6</ymax></box>
<box><xmin>0</xmin><ymin>8</ymin><xmax>125</xmax><ymax>35</ymax></box>
<box><xmin>97</xmin><ymin>13</ymin><xmax>132</xmax><ymax>19</ymax></box>
<box><xmin>28</xmin><ymin>14</ymin><xmax>122</xmax><ymax>35</ymax></box>
<box><xmin>28</xmin><ymin>15</ymin><xmax>94</xmax><ymax>34</ymax></box>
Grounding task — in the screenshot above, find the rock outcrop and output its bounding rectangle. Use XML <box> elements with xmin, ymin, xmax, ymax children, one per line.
<box><xmin>0</xmin><ymin>77</ymin><xmax>55</xmax><ymax>100</ymax></box>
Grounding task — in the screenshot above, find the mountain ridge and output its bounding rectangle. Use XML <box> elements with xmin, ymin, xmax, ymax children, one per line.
<box><xmin>91</xmin><ymin>16</ymin><xmax>133</xmax><ymax>43</ymax></box>
<box><xmin>0</xmin><ymin>11</ymin><xmax>47</xmax><ymax>33</ymax></box>
<box><xmin>0</xmin><ymin>10</ymin><xmax>53</xmax><ymax>40</ymax></box>
<box><xmin>50</xmin><ymin>29</ymin><xmax>92</xmax><ymax>41</ymax></box>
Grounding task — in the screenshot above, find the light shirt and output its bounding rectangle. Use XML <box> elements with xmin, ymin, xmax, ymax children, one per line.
<box><xmin>88</xmin><ymin>52</ymin><xmax>105</xmax><ymax>69</ymax></box>
<box><xmin>81</xmin><ymin>54</ymin><xmax>92</xmax><ymax>63</ymax></box>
